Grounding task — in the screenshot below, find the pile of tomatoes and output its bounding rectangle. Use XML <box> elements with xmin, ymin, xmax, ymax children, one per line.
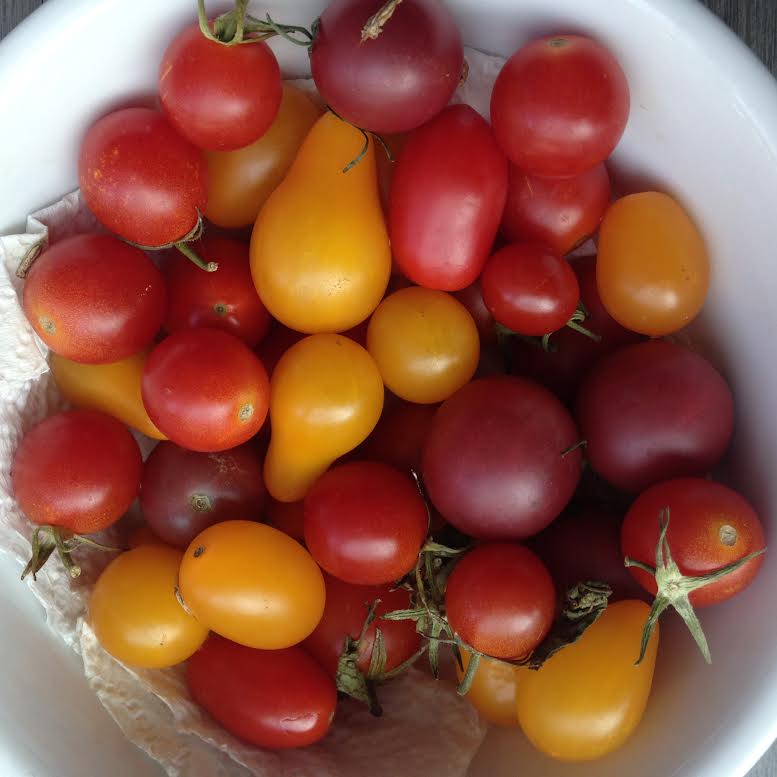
<box><xmin>9</xmin><ymin>0</ymin><xmax>768</xmax><ymax>765</ymax></box>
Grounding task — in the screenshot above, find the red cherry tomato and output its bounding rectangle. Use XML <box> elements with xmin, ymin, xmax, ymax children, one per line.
<box><xmin>491</xmin><ymin>35</ymin><xmax>629</xmax><ymax>176</ymax></box>
<box><xmin>159</xmin><ymin>24</ymin><xmax>281</xmax><ymax>151</ymax></box>
<box><xmin>445</xmin><ymin>542</ymin><xmax>556</xmax><ymax>659</ymax></box>
<box><xmin>389</xmin><ymin>105</ymin><xmax>508</xmax><ymax>291</ymax></box>
<box><xmin>22</xmin><ymin>234</ymin><xmax>166</xmax><ymax>364</ymax></box>
<box><xmin>266</xmin><ymin>498</ymin><xmax>306</xmax><ymax>541</ymax></box>
<box><xmin>79</xmin><ymin>107</ymin><xmax>207</xmax><ymax>247</ymax></box>
<box><xmin>187</xmin><ymin>635</ymin><xmax>336</xmax><ymax>749</ymax></box>
<box><xmin>142</xmin><ymin>329</ymin><xmax>270</xmax><ymax>452</ymax></box>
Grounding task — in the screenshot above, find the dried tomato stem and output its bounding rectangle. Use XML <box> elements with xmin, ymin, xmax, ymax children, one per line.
<box><xmin>361</xmin><ymin>0</ymin><xmax>404</xmax><ymax>41</ymax></box>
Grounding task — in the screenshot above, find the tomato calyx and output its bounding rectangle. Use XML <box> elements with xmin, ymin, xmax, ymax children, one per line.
<box><xmin>625</xmin><ymin>508</ymin><xmax>767</xmax><ymax>664</ymax></box>
<box><xmin>22</xmin><ymin>526</ymin><xmax>122</xmax><ymax>581</ymax></box>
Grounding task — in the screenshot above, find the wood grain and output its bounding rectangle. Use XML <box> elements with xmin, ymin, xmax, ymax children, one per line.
<box><xmin>1</xmin><ymin>1</ymin><xmax>776</xmax><ymax>776</ymax></box>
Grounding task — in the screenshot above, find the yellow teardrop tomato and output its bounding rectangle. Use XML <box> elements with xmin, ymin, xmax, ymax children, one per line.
<box><xmin>89</xmin><ymin>545</ymin><xmax>208</xmax><ymax>668</ymax></box>
<box><xmin>367</xmin><ymin>286</ymin><xmax>479</xmax><ymax>403</ymax></box>
<box><xmin>178</xmin><ymin>521</ymin><xmax>325</xmax><ymax>650</ymax></box>
<box><xmin>516</xmin><ymin>600</ymin><xmax>659</xmax><ymax>762</ymax></box>
<box><xmin>264</xmin><ymin>334</ymin><xmax>384</xmax><ymax>502</ymax></box>
<box><xmin>50</xmin><ymin>350</ymin><xmax>165</xmax><ymax>439</ymax></box>
<box><xmin>456</xmin><ymin>650</ymin><xmax>521</xmax><ymax>728</ymax></box>
<box><xmin>204</xmin><ymin>84</ymin><xmax>322</xmax><ymax>228</ymax></box>
<box><xmin>597</xmin><ymin>192</ymin><xmax>709</xmax><ymax>336</ymax></box>
<box><xmin>250</xmin><ymin>111</ymin><xmax>391</xmax><ymax>333</ymax></box>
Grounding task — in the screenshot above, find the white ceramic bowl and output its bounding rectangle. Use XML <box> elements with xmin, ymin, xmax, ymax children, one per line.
<box><xmin>2</xmin><ymin>1</ymin><xmax>777</xmax><ymax>776</ymax></box>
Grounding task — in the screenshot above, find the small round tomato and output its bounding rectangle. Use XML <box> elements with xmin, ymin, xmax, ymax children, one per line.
<box><xmin>159</xmin><ymin>24</ymin><xmax>281</xmax><ymax>151</ymax></box>
<box><xmin>79</xmin><ymin>107</ymin><xmax>207</xmax><ymax>247</ymax></box>
<box><xmin>455</xmin><ymin>650</ymin><xmax>521</xmax><ymax>728</ymax></box>
<box><xmin>481</xmin><ymin>243</ymin><xmax>580</xmax><ymax>336</ymax></box>
<box><xmin>23</xmin><ymin>234</ymin><xmax>166</xmax><ymax>364</ymax></box>
<box><xmin>187</xmin><ymin>636</ymin><xmax>336</xmax><ymax>749</ymax></box>
<box><xmin>445</xmin><ymin>543</ymin><xmax>555</xmax><ymax>659</ymax></box>
<box><xmin>142</xmin><ymin>329</ymin><xmax>270</xmax><ymax>452</ymax></box>
<box><xmin>179</xmin><ymin>520</ymin><xmax>325</xmax><ymax>649</ymax></box>
<box><xmin>90</xmin><ymin>545</ymin><xmax>208</xmax><ymax>668</ymax></box>
<box><xmin>362</xmin><ymin>401</ymin><xmax>438</xmax><ymax>474</ymax></box>
<box><xmin>164</xmin><ymin>236</ymin><xmax>271</xmax><ymax>347</ymax></box>
<box><xmin>266</xmin><ymin>498</ymin><xmax>306</xmax><ymax>541</ymax></box>
<box><xmin>516</xmin><ymin>600</ymin><xmax>658</xmax><ymax>762</ymax></box>
<box><xmin>491</xmin><ymin>35</ymin><xmax>629</xmax><ymax>176</ymax></box>
<box><xmin>597</xmin><ymin>192</ymin><xmax>709</xmax><ymax>335</ymax></box>
<box><xmin>140</xmin><ymin>441</ymin><xmax>266</xmax><ymax>549</ymax></box>
<box><xmin>304</xmin><ymin>461</ymin><xmax>428</xmax><ymax>585</ymax></box>
<box><xmin>12</xmin><ymin>410</ymin><xmax>141</xmax><ymax>533</ymax></box>
<box><xmin>367</xmin><ymin>287</ymin><xmax>479</xmax><ymax>404</ymax></box>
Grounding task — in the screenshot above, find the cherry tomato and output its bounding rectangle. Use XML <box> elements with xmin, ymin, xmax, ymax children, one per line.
<box><xmin>164</xmin><ymin>236</ymin><xmax>271</xmax><ymax>347</ymax></box>
<box><xmin>597</xmin><ymin>192</ymin><xmax>709</xmax><ymax>335</ymax></box>
<box><xmin>303</xmin><ymin>574</ymin><xmax>422</xmax><ymax>677</ymax></box>
<box><xmin>389</xmin><ymin>105</ymin><xmax>508</xmax><ymax>290</ymax></box>
<box><xmin>142</xmin><ymin>329</ymin><xmax>270</xmax><ymax>453</ymax></box>
<box><xmin>576</xmin><ymin>340</ymin><xmax>734</xmax><ymax>493</ymax></box>
<box><xmin>204</xmin><ymin>84</ymin><xmax>321</xmax><ymax>228</ymax></box>
<box><xmin>159</xmin><ymin>23</ymin><xmax>281</xmax><ymax>151</ymax></box>
<box><xmin>12</xmin><ymin>410</ymin><xmax>141</xmax><ymax>534</ymax></box>
<box><xmin>266</xmin><ymin>498</ymin><xmax>306</xmax><ymax>541</ymax></box>
<box><xmin>501</xmin><ymin>163</ymin><xmax>611</xmax><ymax>255</ymax></box>
<box><xmin>491</xmin><ymin>35</ymin><xmax>629</xmax><ymax>176</ymax></box>
<box><xmin>79</xmin><ymin>107</ymin><xmax>207</xmax><ymax>247</ymax></box>
<box><xmin>179</xmin><ymin>520</ymin><xmax>325</xmax><ymax>649</ymax></box>
<box><xmin>516</xmin><ymin>600</ymin><xmax>658</xmax><ymax>761</ymax></box>
<box><xmin>187</xmin><ymin>636</ymin><xmax>336</xmax><ymax>749</ymax></box>
<box><xmin>455</xmin><ymin>650</ymin><xmax>520</xmax><ymax>728</ymax></box>
<box><xmin>622</xmin><ymin>478</ymin><xmax>765</xmax><ymax>608</ymax></box>
<box><xmin>304</xmin><ymin>461</ymin><xmax>428</xmax><ymax>585</ymax></box>
<box><xmin>127</xmin><ymin>524</ymin><xmax>167</xmax><ymax>549</ymax></box>
<box><xmin>310</xmin><ymin>0</ymin><xmax>463</xmax><ymax>134</ymax></box>
<box><xmin>22</xmin><ymin>234</ymin><xmax>165</xmax><ymax>364</ymax></box>
<box><xmin>90</xmin><ymin>545</ymin><xmax>208</xmax><ymax>668</ymax></box>
<box><xmin>423</xmin><ymin>377</ymin><xmax>582</xmax><ymax>539</ymax></box>
<box><xmin>453</xmin><ymin>282</ymin><xmax>497</xmax><ymax>347</ymax></box>
<box><xmin>367</xmin><ymin>287</ymin><xmax>479</xmax><ymax>404</ymax></box>
<box><xmin>140</xmin><ymin>441</ymin><xmax>265</xmax><ymax>549</ymax></box>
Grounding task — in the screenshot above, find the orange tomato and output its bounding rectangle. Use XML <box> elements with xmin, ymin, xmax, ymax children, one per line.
<box><xmin>456</xmin><ymin>650</ymin><xmax>521</xmax><ymax>728</ymax></box>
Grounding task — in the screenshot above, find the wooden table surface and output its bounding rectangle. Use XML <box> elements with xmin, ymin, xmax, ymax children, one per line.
<box><xmin>2</xmin><ymin>1</ymin><xmax>776</xmax><ymax>776</ymax></box>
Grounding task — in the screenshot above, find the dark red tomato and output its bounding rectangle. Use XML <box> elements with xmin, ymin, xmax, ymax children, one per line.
<box><xmin>622</xmin><ymin>478</ymin><xmax>765</xmax><ymax>608</ymax></box>
<box><xmin>79</xmin><ymin>107</ymin><xmax>207</xmax><ymax>247</ymax></box>
<box><xmin>164</xmin><ymin>236</ymin><xmax>271</xmax><ymax>347</ymax></box>
<box><xmin>304</xmin><ymin>461</ymin><xmax>428</xmax><ymax>585</ymax></box>
<box><xmin>491</xmin><ymin>35</ymin><xmax>629</xmax><ymax>176</ymax></box>
<box><xmin>303</xmin><ymin>573</ymin><xmax>422</xmax><ymax>676</ymax></box>
<box><xmin>22</xmin><ymin>234</ymin><xmax>166</xmax><ymax>364</ymax></box>
<box><xmin>12</xmin><ymin>410</ymin><xmax>141</xmax><ymax>533</ymax></box>
<box><xmin>445</xmin><ymin>543</ymin><xmax>555</xmax><ymax>659</ymax></box>
<box><xmin>310</xmin><ymin>0</ymin><xmax>463</xmax><ymax>134</ymax></box>
<box><xmin>266</xmin><ymin>498</ymin><xmax>306</xmax><ymax>541</ymax></box>
<box><xmin>422</xmin><ymin>376</ymin><xmax>582</xmax><ymax>539</ymax></box>
<box><xmin>254</xmin><ymin>323</ymin><xmax>304</xmax><ymax>377</ymax></box>
<box><xmin>453</xmin><ymin>282</ymin><xmax>497</xmax><ymax>346</ymax></box>
<box><xmin>159</xmin><ymin>24</ymin><xmax>282</xmax><ymax>151</ymax></box>
<box><xmin>142</xmin><ymin>329</ymin><xmax>270</xmax><ymax>452</ymax></box>
<box><xmin>139</xmin><ymin>441</ymin><xmax>265</xmax><ymax>549</ymax></box>
<box><xmin>390</xmin><ymin>105</ymin><xmax>508</xmax><ymax>291</ymax></box>
<box><xmin>576</xmin><ymin>341</ymin><xmax>734</xmax><ymax>493</ymax></box>
<box><xmin>481</xmin><ymin>243</ymin><xmax>580</xmax><ymax>336</ymax></box>
<box><xmin>187</xmin><ymin>635</ymin><xmax>336</xmax><ymax>749</ymax></box>
<box><xmin>362</xmin><ymin>401</ymin><xmax>438</xmax><ymax>474</ymax></box>
<box><xmin>501</xmin><ymin>163</ymin><xmax>611</xmax><ymax>255</ymax></box>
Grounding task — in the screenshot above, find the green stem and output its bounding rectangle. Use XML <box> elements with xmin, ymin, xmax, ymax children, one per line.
<box><xmin>456</xmin><ymin>649</ymin><xmax>481</xmax><ymax>696</ymax></box>
<box><xmin>566</xmin><ymin>317</ymin><xmax>602</xmax><ymax>342</ymax></box>
<box><xmin>175</xmin><ymin>242</ymin><xmax>218</xmax><ymax>272</ymax></box>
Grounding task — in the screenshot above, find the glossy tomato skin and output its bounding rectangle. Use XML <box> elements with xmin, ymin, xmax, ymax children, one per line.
<box><xmin>422</xmin><ymin>377</ymin><xmax>582</xmax><ymax>539</ymax></box>
<box><xmin>142</xmin><ymin>329</ymin><xmax>270</xmax><ymax>453</ymax></box>
<box><xmin>362</xmin><ymin>401</ymin><xmax>438</xmax><ymax>474</ymax></box>
<box><xmin>576</xmin><ymin>340</ymin><xmax>734</xmax><ymax>493</ymax></box>
<box><xmin>79</xmin><ymin>107</ymin><xmax>207</xmax><ymax>247</ymax></box>
<box><xmin>445</xmin><ymin>543</ymin><xmax>556</xmax><ymax>659</ymax></box>
<box><xmin>481</xmin><ymin>243</ymin><xmax>580</xmax><ymax>335</ymax></box>
<box><xmin>22</xmin><ymin>234</ymin><xmax>165</xmax><ymax>364</ymax></box>
<box><xmin>491</xmin><ymin>35</ymin><xmax>629</xmax><ymax>176</ymax></box>
<box><xmin>159</xmin><ymin>24</ymin><xmax>281</xmax><ymax>151</ymax></box>
<box><xmin>310</xmin><ymin>0</ymin><xmax>462</xmax><ymax>134</ymax></box>
<box><xmin>621</xmin><ymin>478</ymin><xmax>766</xmax><ymax>608</ymax></box>
<box><xmin>390</xmin><ymin>105</ymin><xmax>508</xmax><ymax>291</ymax></box>
<box><xmin>456</xmin><ymin>650</ymin><xmax>521</xmax><ymax>728</ymax></box>
<box><xmin>140</xmin><ymin>441</ymin><xmax>266</xmax><ymax>549</ymax></box>
<box><xmin>304</xmin><ymin>461</ymin><xmax>428</xmax><ymax>585</ymax></box>
<box><xmin>303</xmin><ymin>574</ymin><xmax>422</xmax><ymax>676</ymax></box>
<box><xmin>501</xmin><ymin>163</ymin><xmax>611</xmax><ymax>255</ymax></box>
<box><xmin>12</xmin><ymin>409</ymin><xmax>141</xmax><ymax>534</ymax></box>
<box><xmin>164</xmin><ymin>236</ymin><xmax>271</xmax><ymax>347</ymax></box>
<box><xmin>187</xmin><ymin>635</ymin><xmax>336</xmax><ymax>749</ymax></box>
